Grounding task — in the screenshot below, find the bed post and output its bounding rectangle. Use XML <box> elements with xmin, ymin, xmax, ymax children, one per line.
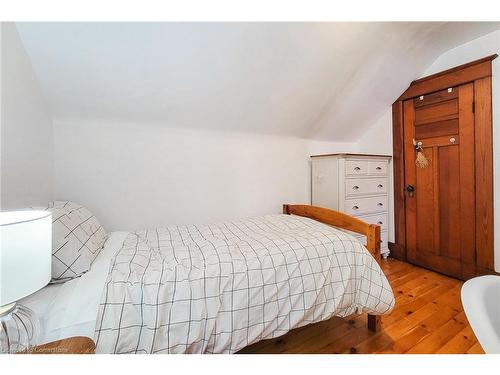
<box><xmin>367</xmin><ymin>224</ymin><xmax>381</xmax><ymax>332</ymax></box>
<box><xmin>366</xmin><ymin>224</ymin><xmax>381</xmax><ymax>264</ymax></box>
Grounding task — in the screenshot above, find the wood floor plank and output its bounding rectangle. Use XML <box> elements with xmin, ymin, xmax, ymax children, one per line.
<box><xmin>466</xmin><ymin>342</ymin><xmax>485</xmax><ymax>354</ymax></box>
<box><xmin>349</xmin><ymin>294</ymin><xmax>453</xmax><ymax>354</ymax></box>
<box><xmin>381</xmin><ymin>283</ymin><xmax>450</xmax><ymax>326</ymax></box>
<box><xmin>238</xmin><ymin>259</ymin><xmax>485</xmax><ymax>354</ymax></box>
<box><xmin>406</xmin><ymin>312</ymin><xmax>469</xmax><ymax>353</ymax></box>
<box><xmin>436</xmin><ymin>325</ymin><xmax>479</xmax><ymax>354</ymax></box>
<box><xmin>285</xmin><ymin>318</ymin><xmax>362</xmax><ymax>354</ymax></box>
<box><xmin>376</xmin><ymin>326</ymin><xmax>431</xmax><ymax>354</ymax></box>
<box><xmin>315</xmin><ymin>323</ymin><xmax>374</xmax><ymax>354</ymax></box>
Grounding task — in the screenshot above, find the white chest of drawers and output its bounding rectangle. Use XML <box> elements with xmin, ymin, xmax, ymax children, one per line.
<box><xmin>311</xmin><ymin>153</ymin><xmax>391</xmax><ymax>256</ymax></box>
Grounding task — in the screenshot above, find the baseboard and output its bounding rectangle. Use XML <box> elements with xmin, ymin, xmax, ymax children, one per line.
<box><xmin>387</xmin><ymin>243</ymin><xmax>499</xmax><ymax>279</ymax></box>
<box><xmin>388</xmin><ymin>241</ymin><xmax>406</xmax><ymax>261</ymax></box>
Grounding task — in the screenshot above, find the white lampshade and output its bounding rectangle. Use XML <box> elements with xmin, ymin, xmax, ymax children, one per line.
<box><xmin>0</xmin><ymin>210</ymin><xmax>52</xmax><ymax>307</ymax></box>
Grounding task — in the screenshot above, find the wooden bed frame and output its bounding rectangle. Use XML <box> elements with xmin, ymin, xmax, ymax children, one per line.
<box><xmin>283</xmin><ymin>204</ymin><xmax>382</xmax><ymax>332</ymax></box>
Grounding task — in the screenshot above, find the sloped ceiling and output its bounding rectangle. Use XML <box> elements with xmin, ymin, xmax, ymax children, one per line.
<box><xmin>15</xmin><ymin>22</ymin><xmax>500</xmax><ymax>141</ymax></box>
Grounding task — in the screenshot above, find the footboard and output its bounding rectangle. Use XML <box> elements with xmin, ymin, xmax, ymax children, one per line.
<box><xmin>283</xmin><ymin>204</ymin><xmax>382</xmax><ymax>332</ymax></box>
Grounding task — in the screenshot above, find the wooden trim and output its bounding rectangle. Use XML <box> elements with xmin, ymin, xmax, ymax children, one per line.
<box><xmin>310</xmin><ymin>153</ymin><xmax>392</xmax><ymax>159</ymax></box>
<box><xmin>403</xmin><ymin>100</ymin><xmax>418</xmax><ymax>264</ymax></box>
<box><xmin>474</xmin><ymin>77</ymin><xmax>494</xmax><ymax>271</ymax></box>
<box><xmin>412</xmin><ymin>55</ymin><xmax>497</xmax><ymax>85</ymax></box>
<box><xmin>458</xmin><ymin>83</ymin><xmax>476</xmax><ymax>276</ymax></box>
<box><xmin>392</xmin><ymin>100</ymin><xmax>406</xmax><ymax>261</ymax></box>
<box><xmin>398</xmin><ymin>54</ymin><xmax>497</xmax><ymax>101</ymax></box>
<box><xmin>283</xmin><ymin>204</ymin><xmax>382</xmax><ymax>333</ymax></box>
<box><xmin>415</xmin><ymin>134</ymin><xmax>460</xmax><ymax>147</ymax></box>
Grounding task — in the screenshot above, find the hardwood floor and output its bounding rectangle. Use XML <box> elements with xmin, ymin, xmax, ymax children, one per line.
<box><xmin>238</xmin><ymin>258</ymin><xmax>484</xmax><ymax>354</ymax></box>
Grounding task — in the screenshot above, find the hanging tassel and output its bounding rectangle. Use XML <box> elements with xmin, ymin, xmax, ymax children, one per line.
<box><xmin>413</xmin><ymin>139</ymin><xmax>429</xmax><ymax>168</ymax></box>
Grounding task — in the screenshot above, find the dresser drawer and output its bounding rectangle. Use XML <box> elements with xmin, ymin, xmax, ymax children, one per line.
<box><xmin>358</xmin><ymin>213</ymin><xmax>388</xmax><ymax>231</ymax></box>
<box><xmin>345</xmin><ymin>178</ymin><xmax>387</xmax><ymax>196</ymax></box>
<box><xmin>344</xmin><ymin>195</ymin><xmax>388</xmax><ymax>216</ymax></box>
<box><xmin>345</xmin><ymin>160</ymin><xmax>368</xmax><ymax>176</ymax></box>
<box><xmin>368</xmin><ymin>161</ymin><xmax>387</xmax><ymax>175</ymax></box>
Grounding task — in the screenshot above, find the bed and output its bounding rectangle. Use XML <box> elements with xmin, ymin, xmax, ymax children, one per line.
<box><xmin>20</xmin><ymin>204</ymin><xmax>394</xmax><ymax>354</ymax></box>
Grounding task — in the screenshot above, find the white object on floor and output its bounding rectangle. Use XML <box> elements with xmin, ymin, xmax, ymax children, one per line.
<box><xmin>461</xmin><ymin>275</ymin><xmax>500</xmax><ymax>354</ymax></box>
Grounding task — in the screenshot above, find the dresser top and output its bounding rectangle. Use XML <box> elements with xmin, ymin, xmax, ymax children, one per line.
<box><xmin>310</xmin><ymin>153</ymin><xmax>392</xmax><ymax>159</ymax></box>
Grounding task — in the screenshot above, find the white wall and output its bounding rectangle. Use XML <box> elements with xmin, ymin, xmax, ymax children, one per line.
<box><xmin>0</xmin><ymin>23</ymin><xmax>53</xmax><ymax>209</ymax></box>
<box><xmin>357</xmin><ymin>29</ymin><xmax>500</xmax><ymax>271</ymax></box>
<box><xmin>54</xmin><ymin>120</ymin><xmax>356</xmax><ymax>231</ymax></box>
<box><xmin>357</xmin><ymin>109</ymin><xmax>394</xmax><ymax>243</ymax></box>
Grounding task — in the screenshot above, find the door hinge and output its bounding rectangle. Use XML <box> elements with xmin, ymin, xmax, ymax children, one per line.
<box><xmin>472</xmin><ymin>101</ymin><xmax>475</xmax><ymax>113</ymax></box>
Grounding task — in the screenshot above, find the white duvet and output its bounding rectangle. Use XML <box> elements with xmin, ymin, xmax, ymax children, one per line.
<box><xmin>94</xmin><ymin>214</ymin><xmax>394</xmax><ymax>354</ymax></box>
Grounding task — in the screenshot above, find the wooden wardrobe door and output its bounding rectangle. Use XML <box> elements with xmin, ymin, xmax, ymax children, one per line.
<box><xmin>403</xmin><ymin>83</ymin><xmax>475</xmax><ymax>279</ymax></box>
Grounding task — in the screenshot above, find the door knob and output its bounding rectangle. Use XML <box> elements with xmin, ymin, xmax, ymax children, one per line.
<box><xmin>406</xmin><ymin>184</ymin><xmax>415</xmax><ymax>197</ymax></box>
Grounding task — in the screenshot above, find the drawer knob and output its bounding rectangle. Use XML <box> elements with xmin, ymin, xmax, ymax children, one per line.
<box><xmin>352</xmin><ymin>185</ymin><xmax>359</xmax><ymax>190</ymax></box>
<box><xmin>352</xmin><ymin>205</ymin><xmax>359</xmax><ymax>210</ymax></box>
<box><xmin>377</xmin><ymin>184</ymin><xmax>383</xmax><ymax>188</ymax></box>
<box><xmin>377</xmin><ymin>203</ymin><xmax>384</xmax><ymax>206</ymax></box>
<box><xmin>354</xmin><ymin>167</ymin><xmax>361</xmax><ymax>171</ymax></box>
<box><xmin>376</xmin><ymin>166</ymin><xmax>382</xmax><ymax>170</ymax></box>
<box><xmin>377</xmin><ymin>221</ymin><xmax>383</xmax><ymax>225</ymax></box>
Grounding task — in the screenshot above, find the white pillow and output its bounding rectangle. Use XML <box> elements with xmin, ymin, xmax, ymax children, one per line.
<box><xmin>40</xmin><ymin>201</ymin><xmax>107</xmax><ymax>281</ymax></box>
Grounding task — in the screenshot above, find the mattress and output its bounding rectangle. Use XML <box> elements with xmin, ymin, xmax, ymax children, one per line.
<box><xmin>19</xmin><ymin>231</ymin><xmax>129</xmax><ymax>345</ymax></box>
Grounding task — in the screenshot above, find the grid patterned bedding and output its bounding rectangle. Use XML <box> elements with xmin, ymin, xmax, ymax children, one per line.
<box><xmin>94</xmin><ymin>214</ymin><xmax>394</xmax><ymax>354</ymax></box>
<box><xmin>39</xmin><ymin>201</ymin><xmax>107</xmax><ymax>280</ymax></box>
